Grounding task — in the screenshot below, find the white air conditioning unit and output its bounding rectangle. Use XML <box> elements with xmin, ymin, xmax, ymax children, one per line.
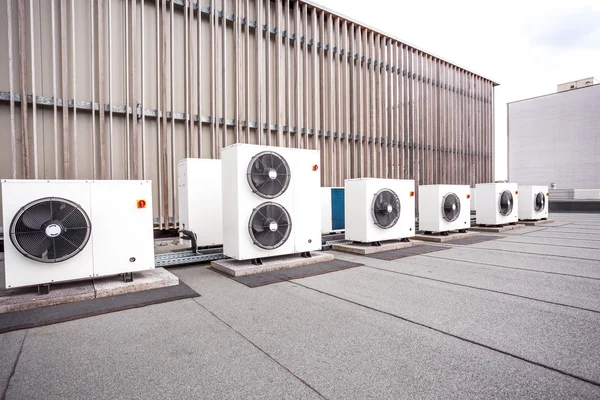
<box><xmin>321</xmin><ymin>187</ymin><xmax>345</xmax><ymax>234</ymax></box>
<box><xmin>178</xmin><ymin>158</ymin><xmax>222</xmax><ymax>246</ymax></box>
<box><xmin>518</xmin><ymin>185</ymin><xmax>548</xmax><ymax>220</ymax></box>
<box><xmin>345</xmin><ymin>178</ymin><xmax>415</xmax><ymax>243</ymax></box>
<box><xmin>1</xmin><ymin>180</ymin><xmax>154</xmax><ymax>289</ymax></box>
<box><xmin>221</xmin><ymin>144</ymin><xmax>321</xmax><ymax>261</ymax></box>
<box><xmin>475</xmin><ymin>183</ymin><xmax>519</xmax><ymax>225</ymax></box>
<box><xmin>418</xmin><ymin>185</ymin><xmax>471</xmax><ymax>233</ymax></box>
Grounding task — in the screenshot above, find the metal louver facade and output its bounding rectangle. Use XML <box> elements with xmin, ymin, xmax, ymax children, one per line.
<box><xmin>0</xmin><ymin>0</ymin><xmax>497</xmax><ymax>229</ymax></box>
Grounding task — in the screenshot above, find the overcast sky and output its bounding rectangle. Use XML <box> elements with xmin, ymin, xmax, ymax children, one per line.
<box><xmin>312</xmin><ymin>0</ymin><xmax>600</xmax><ymax>180</ymax></box>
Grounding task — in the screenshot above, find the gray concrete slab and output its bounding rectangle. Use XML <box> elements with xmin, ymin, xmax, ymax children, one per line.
<box><xmin>173</xmin><ymin>266</ymin><xmax>600</xmax><ymax>399</ymax></box>
<box><xmin>519</xmin><ymin>219</ymin><xmax>555</xmax><ymax>226</ymax></box>
<box><xmin>211</xmin><ymin>252</ymin><xmax>334</xmax><ymax>276</ymax></box>
<box><xmin>470</xmin><ymin>224</ymin><xmax>526</xmax><ymax>232</ymax></box>
<box><xmin>3</xmin><ymin>213</ymin><xmax>600</xmax><ymax>398</ymax></box>
<box><xmin>546</xmin><ymin>226</ymin><xmax>600</xmax><ymax>235</ymax></box>
<box><xmin>414</xmin><ymin>231</ymin><xmax>480</xmax><ymax>243</ymax></box>
<box><xmin>4</xmin><ymin>299</ymin><xmax>321</xmax><ymax>400</ymax></box>
<box><xmin>0</xmin><ymin>268</ymin><xmax>179</xmax><ymax>313</ymax></box>
<box><xmin>93</xmin><ymin>268</ymin><xmax>179</xmax><ymax>298</ymax></box>
<box><xmin>0</xmin><ymin>329</ymin><xmax>26</xmax><ymax>396</ymax></box>
<box><xmin>330</xmin><ymin>250</ymin><xmax>600</xmax><ymax>312</ymax></box>
<box><xmin>500</xmin><ymin>226</ymin><xmax>553</xmax><ymax>236</ymax></box>
<box><xmin>521</xmin><ymin>231</ymin><xmax>600</xmax><ymax>242</ymax></box>
<box><xmin>295</xmin><ymin>265</ymin><xmax>600</xmax><ymax>384</ymax></box>
<box><xmin>0</xmin><ymin>282</ymin><xmax>95</xmax><ymax>314</ymax></box>
<box><xmin>467</xmin><ymin>239</ymin><xmax>600</xmax><ymax>260</ymax></box>
<box><xmin>496</xmin><ymin>235</ymin><xmax>600</xmax><ymax>249</ymax></box>
<box><xmin>332</xmin><ymin>239</ymin><xmax>423</xmax><ymax>254</ymax></box>
<box><xmin>420</xmin><ymin>246</ymin><xmax>600</xmax><ymax>279</ymax></box>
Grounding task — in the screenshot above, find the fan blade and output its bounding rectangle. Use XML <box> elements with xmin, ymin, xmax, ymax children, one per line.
<box><xmin>61</xmin><ymin>228</ymin><xmax>88</xmax><ymax>249</ymax></box>
<box><xmin>252</xmin><ymin>217</ymin><xmax>266</xmax><ymax>233</ymax></box>
<box><xmin>21</xmin><ymin>201</ymin><xmax>52</xmax><ymax>230</ymax></box>
<box><xmin>52</xmin><ymin>236</ymin><xmax>78</xmax><ymax>259</ymax></box>
<box><xmin>20</xmin><ymin>213</ymin><xmax>45</xmax><ymax>231</ymax></box>
<box><xmin>15</xmin><ymin>232</ymin><xmax>52</xmax><ymax>257</ymax></box>
<box><xmin>252</xmin><ymin>173</ymin><xmax>269</xmax><ymax>186</ymax></box>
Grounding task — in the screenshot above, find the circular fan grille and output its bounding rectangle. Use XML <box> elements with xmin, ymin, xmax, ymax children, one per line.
<box><xmin>534</xmin><ymin>192</ymin><xmax>545</xmax><ymax>212</ymax></box>
<box><xmin>248</xmin><ymin>202</ymin><xmax>292</xmax><ymax>250</ymax></box>
<box><xmin>442</xmin><ymin>192</ymin><xmax>461</xmax><ymax>222</ymax></box>
<box><xmin>499</xmin><ymin>190</ymin><xmax>514</xmax><ymax>216</ymax></box>
<box><xmin>246</xmin><ymin>151</ymin><xmax>291</xmax><ymax>199</ymax></box>
<box><xmin>10</xmin><ymin>197</ymin><xmax>92</xmax><ymax>263</ymax></box>
<box><xmin>371</xmin><ymin>189</ymin><xmax>401</xmax><ymax>229</ymax></box>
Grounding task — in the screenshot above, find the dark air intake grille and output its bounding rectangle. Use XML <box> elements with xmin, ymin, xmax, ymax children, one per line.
<box><xmin>248</xmin><ymin>202</ymin><xmax>292</xmax><ymax>250</ymax></box>
<box><xmin>534</xmin><ymin>192</ymin><xmax>545</xmax><ymax>212</ymax></box>
<box><xmin>246</xmin><ymin>151</ymin><xmax>291</xmax><ymax>199</ymax></box>
<box><xmin>371</xmin><ymin>189</ymin><xmax>401</xmax><ymax>229</ymax></box>
<box><xmin>10</xmin><ymin>197</ymin><xmax>92</xmax><ymax>263</ymax></box>
<box><xmin>442</xmin><ymin>192</ymin><xmax>461</xmax><ymax>222</ymax></box>
<box><xmin>499</xmin><ymin>190</ymin><xmax>514</xmax><ymax>216</ymax></box>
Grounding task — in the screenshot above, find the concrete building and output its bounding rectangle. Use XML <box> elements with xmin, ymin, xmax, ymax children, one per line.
<box><xmin>0</xmin><ymin>0</ymin><xmax>497</xmax><ymax>230</ymax></box>
<box><xmin>508</xmin><ymin>81</ymin><xmax>600</xmax><ymax>190</ymax></box>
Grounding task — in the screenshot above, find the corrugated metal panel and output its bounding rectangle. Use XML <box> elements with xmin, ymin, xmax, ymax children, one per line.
<box><xmin>0</xmin><ymin>0</ymin><xmax>496</xmax><ymax>229</ymax></box>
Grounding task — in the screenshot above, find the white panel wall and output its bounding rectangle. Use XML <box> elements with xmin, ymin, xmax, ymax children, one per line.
<box><xmin>508</xmin><ymin>84</ymin><xmax>600</xmax><ymax>189</ymax></box>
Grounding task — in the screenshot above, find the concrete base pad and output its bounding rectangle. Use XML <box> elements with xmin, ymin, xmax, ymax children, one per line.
<box><xmin>94</xmin><ymin>268</ymin><xmax>179</xmax><ymax>298</ymax></box>
<box><xmin>211</xmin><ymin>252</ymin><xmax>334</xmax><ymax>277</ymax></box>
<box><xmin>332</xmin><ymin>239</ymin><xmax>424</xmax><ymax>255</ymax></box>
<box><xmin>518</xmin><ymin>219</ymin><xmax>555</xmax><ymax>226</ymax></box>
<box><xmin>0</xmin><ymin>268</ymin><xmax>179</xmax><ymax>314</ymax></box>
<box><xmin>414</xmin><ymin>231</ymin><xmax>481</xmax><ymax>243</ymax></box>
<box><xmin>470</xmin><ymin>224</ymin><xmax>526</xmax><ymax>233</ymax></box>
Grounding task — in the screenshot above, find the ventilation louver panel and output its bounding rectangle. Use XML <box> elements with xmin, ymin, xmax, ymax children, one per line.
<box><xmin>442</xmin><ymin>192</ymin><xmax>461</xmax><ymax>222</ymax></box>
<box><xmin>10</xmin><ymin>197</ymin><xmax>92</xmax><ymax>263</ymax></box>
<box><xmin>246</xmin><ymin>151</ymin><xmax>291</xmax><ymax>199</ymax></box>
<box><xmin>371</xmin><ymin>189</ymin><xmax>401</xmax><ymax>229</ymax></box>
<box><xmin>534</xmin><ymin>192</ymin><xmax>545</xmax><ymax>212</ymax></box>
<box><xmin>499</xmin><ymin>190</ymin><xmax>514</xmax><ymax>216</ymax></box>
<box><xmin>248</xmin><ymin>202</ymin><xmax>292</xmax><ymax>250</ymax></box>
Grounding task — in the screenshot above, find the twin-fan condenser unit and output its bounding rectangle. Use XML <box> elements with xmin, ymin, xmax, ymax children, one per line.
<box><xmin>221</xmin><ymin>144</ymin><xmax>322</xmax><ymax>261</ymax></box>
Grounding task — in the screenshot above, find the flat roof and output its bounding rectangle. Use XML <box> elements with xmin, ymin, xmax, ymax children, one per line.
<box><xmin>2</xmin><ymin>213</ymin><xmax>599</xmax><ymax>397</ymax></box>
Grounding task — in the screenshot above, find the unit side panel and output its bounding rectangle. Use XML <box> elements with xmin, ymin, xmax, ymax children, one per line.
<box><xmin>293</xmin><ymin>149</ymin><xmax>322</xmax><ymax>252</ymax></box>
<box><xmin>177</xmin><ymin>160</ymin><xmax>190</xmax><ymax>229</ymax></box>
<box><xmin>344</xmin><ymin>179</ymin><xmax>370</xmax><ymax>242</ymax></box>
<box><xmin>221</xmin><ymin>146</ymin><xmax>242</xmax><ymax>259</ymax></box>
<box><xmin>321</xmin><ymin>188</ymin><xmax>333</xmax><ymax>234</ymax></box>
<box><xmin>91</xmin><ymin>181</ymin><xmax>155</xmax><ymax>276</ymax></box>
<box><xmin>185</xmin><ymin>159</ymin><xmax>223</xmax><ymax>245</ymax></box>
<box><xmin>418</xmin><ymin>185</ymin><xmax>440</xmax><ymax>232</ymax></box>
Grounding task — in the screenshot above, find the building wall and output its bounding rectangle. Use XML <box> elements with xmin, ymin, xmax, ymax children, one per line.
<box><xmin>508</xmin><ymin>84</ymin><xmax>600</xmax><ymax>190</ymax></box>
<box><xmin>0</xmin><ymin>0</ymin><xmax>496</xmax><ymax>229</ymax></box>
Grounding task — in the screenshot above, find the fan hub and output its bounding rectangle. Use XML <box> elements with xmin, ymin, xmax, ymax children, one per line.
<box><xmin>45</xmin><ymin>223</ymin><xmax>62</xmax><ymax>238</ymax></box>
<box><xmin>268</xmin><ymin>221</ymin><xmax>278</xmax><ymax>232</ymax></box>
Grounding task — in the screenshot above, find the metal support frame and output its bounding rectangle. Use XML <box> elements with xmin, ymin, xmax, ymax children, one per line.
<box><xmin>37</xmin><ymin>283</ymin><xmax>51</xmax><ymax>295</ymax></box>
